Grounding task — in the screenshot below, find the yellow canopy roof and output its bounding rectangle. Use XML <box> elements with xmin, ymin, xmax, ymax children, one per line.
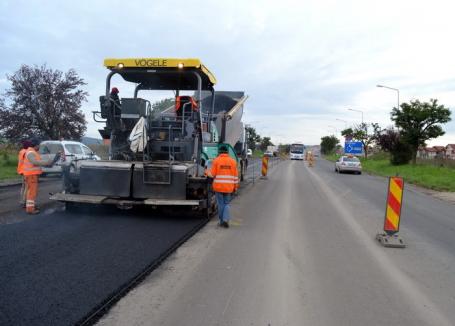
<box><xmin>104</xmin><ymin>58</ymin><xmax>217</xmax><ymax>86</ymax></box>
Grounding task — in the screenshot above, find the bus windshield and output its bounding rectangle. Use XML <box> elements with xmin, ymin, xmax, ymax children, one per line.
<box><xmin>290</xmin><ymin>144</ymin><xmax>304</xmax><ymax>154</ymax></box>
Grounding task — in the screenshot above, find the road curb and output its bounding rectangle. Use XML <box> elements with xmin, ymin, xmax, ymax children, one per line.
<box><xmin>0</xmin><ymin>178</ymin><xmax>22</xmax><ymax>187</ymax></box>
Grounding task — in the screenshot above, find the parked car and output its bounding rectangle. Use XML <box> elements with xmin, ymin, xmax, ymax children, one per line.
<box><xmin>264</xmin><ymin>150</ymin><xmax>274</xmax><ymax>157</ymax></box>
<box><xmin>335</xmin><ymin>155</ymin><xmax>362</xmax><ymax>174</ymax></box>
<box><xmin>39</xmin><ymin>140</ymin><xmax>101</xmax><ymax>175</ymax></box>
<box><xmin>247</xmin><ymin>149</ymin><xmax>253</xmax><ymax>157</ymax></box>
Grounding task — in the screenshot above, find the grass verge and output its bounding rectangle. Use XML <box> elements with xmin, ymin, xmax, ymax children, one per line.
<box><xmin>0</xmin><ymin>153</ymin><xmax>19</xmax><ymax>181</ymax></box>
<box><xmin>323</xmin><ymin>152</ymin><xmax>455</xmax><ymax>192</ymax></box>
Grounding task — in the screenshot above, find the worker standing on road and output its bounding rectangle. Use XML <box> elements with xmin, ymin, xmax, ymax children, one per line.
<box><xmin>208</xmin><ymin>145</ymin><xmax>239</xmax><ymax>228</ymax></box>
<box><xmin>17</xmin><ymin>140</ymin><xmax>31</xmax><ymax>207</ymax></box>
<box><xmin>22</xmin><ymin>138</ymin><xmax>60</xmax><ymax>214</ymax></box>
<box><xmin>308</xmin><ymin>151</ymin><xmax>314</xmax><ymax>167</ymax></box>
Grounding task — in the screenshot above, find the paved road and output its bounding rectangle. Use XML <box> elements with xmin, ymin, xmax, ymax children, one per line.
<box><xmin>99</xmin><ymin>159</ymin><xmax>455</xmax><ymax>326</ymax></box>
<box><xmin>0</xmin><ymin>206</ymin><xmax>209</xmax><ymax>326</ymax></box>
<box><xmin>0</xmin><ymin>162</ymin><xmax>273</xmax><ymax>325</ymax></box>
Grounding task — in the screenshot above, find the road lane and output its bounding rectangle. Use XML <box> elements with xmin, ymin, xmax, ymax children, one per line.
<box><xmin>0</xmin><ymin>165</ymin><xmax>265</xmax><ymax>325</ymax></box>
<box><xmin>0</xmin><ymin>206</ymin><xmax>210</xmax><ymax>326</ymax></box>
<box><xmin>98</xmin><ymin>159</ymin><xmax>455</xmax><ymax>326</ymax></box>
<box><xmin>314</xmin><ymin>158</ymin><xmax>455</xmax><ymax>255</ymax></box>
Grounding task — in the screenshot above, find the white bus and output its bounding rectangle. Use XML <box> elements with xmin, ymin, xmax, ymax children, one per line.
<box><xmin>290</xmin><ymin>143</ymin><xmax>305</xmax><ymax>160</ymax></box>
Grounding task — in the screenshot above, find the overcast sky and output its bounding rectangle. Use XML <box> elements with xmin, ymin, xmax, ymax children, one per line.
<box><xmin>1</xmin><ymin>0</ymin><xmax>454</xmax><ymax>145</ymax></box>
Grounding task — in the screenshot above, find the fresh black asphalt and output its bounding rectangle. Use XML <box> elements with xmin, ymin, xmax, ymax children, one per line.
<box><xmin>0</xmin><ymin>206</ymin><xmax>206</xmax><ymax>326</ymax></box>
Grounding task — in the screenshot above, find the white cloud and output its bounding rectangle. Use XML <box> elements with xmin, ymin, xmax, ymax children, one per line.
<box><xmin>0</xmin><ymin>0</ymin><xmax>454</xmax><ymax>146</ymax></box>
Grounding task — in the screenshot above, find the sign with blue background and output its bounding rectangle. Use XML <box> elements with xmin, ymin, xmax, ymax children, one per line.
<box><xmin>344</xmin><ymin>141</ymin><xmax>363</xmax><ymax>154</ymax></box>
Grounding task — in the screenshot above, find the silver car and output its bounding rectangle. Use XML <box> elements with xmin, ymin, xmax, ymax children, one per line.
<box><xmin>39</xmin><ymin>140</ymin><xmax>101</xmax><ymax>176</ymax></box>
<box><xmin>335</xmin><ymin>155</ymin><xmax>362</xmax><ymax>174</ymax></box>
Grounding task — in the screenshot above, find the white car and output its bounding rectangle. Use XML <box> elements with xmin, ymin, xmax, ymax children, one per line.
<box><xmin>247</xmin><ymin>149</ymin><xmax>253</xmax><ymax>157</ymax></box>
<box><xmin>335</xmin><ymin>155</ymin><xmax>362</xmax><ymax>174</ymax></box>
<box><xmin>264</xmin><ymin>150</ymin><xmax>274</xmax><ymax>157</ymax></box>
<box><xmin>39</xmin><ymin>140</ymin><xmax>101</xmax><ymax>175</ymax></box>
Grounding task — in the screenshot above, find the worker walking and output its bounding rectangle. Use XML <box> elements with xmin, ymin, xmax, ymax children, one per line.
<box><xmin>22</xmin><ymin>138</ymin><xmax>60</xmax><ymax>214</ymax></box>
<box><xmin>308</xmin><ymin>151</ymin><xmax>315</xmax><ymax>167</ymax></box>
<box><xmin>17</xmin><ymin>140</ymin><xmax>31</xmax><ymax>207</ymax></box>
<box><xmin>209</xmin><ymin>145</ymin><xmax>239</xmax><ymax>228</ymax></box>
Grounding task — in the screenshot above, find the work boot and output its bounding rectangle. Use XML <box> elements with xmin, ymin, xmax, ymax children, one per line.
<box><xmin>221</xmin><ymin>221</ymin><xmax>229</xmax><ymax>228</ymax></box>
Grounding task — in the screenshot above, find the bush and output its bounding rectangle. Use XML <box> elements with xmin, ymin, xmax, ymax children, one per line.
<box><xmin>390</xmin><ymin>141</ymin><xmax>412</xmax><ymax>165</ymax></box>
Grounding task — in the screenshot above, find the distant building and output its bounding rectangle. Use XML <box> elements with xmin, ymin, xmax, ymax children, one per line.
<box><xmin>418</xmin><ymin>145</ymin><xmax>447</xmax><ymax>159</ymax></box>
<box><xmin>446</xmin><ymin>144</ymin><xmax>455</xmax><ymax>159</ymax></box>
<box><xmin>433</xmin><ymin>146</ymin><xmax>446</xmax><ymax>159</ymax></box>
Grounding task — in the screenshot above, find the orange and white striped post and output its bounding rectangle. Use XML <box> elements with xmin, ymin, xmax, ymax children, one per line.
<box><xmin>376</xmin><ymin>176</ymin><xmax>406</xmax><ymax>248</ymax></box>
<box><xmin>261</xmin><ymin>156</ymin><xmax>269</xmax><ymax>179</ymax></box>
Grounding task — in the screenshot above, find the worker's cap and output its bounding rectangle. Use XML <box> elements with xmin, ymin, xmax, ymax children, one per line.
<box><xmin>29</xmin><ymin>137</ymin><xmax>41</xmax><ymax>147</ymax></box>
<box><xmin>219</xmin><ymin>145</ymin><xmax>228</xmax><ymax>153</ymax></box>
<box><xmin>111</xmin><ymin>87</ymin><xmax>119</xmax><ymax>94</ymax></box>
<box><xmin>21</xmin><ymin>139</ymin><xmax>32</xmax><ymax>149</ymax></box>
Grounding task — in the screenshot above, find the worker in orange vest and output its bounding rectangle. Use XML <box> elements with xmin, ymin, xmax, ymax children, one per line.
<box><xmin>208</xmin><ymin>145</ymin><xmax>238</xmax><ymax>228</ymax></box>
<box><xmin>17</xmin><ymin>140</ymin><xmax>32</xmax><ymax>207</ymax></box>
<box><xmin>22</xmin><ymin>138</ymin><xmax>60</xmax><ymax>214</ymax></box>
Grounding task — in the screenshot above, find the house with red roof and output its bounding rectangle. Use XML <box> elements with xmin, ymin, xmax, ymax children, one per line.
<box><xmin>446</xmin><ymin>144</ymin><xmax>455</xmax><ymax>159</ymax></box>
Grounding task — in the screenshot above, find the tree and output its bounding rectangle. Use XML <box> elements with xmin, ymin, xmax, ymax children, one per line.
<box><xmin>245</xmin><ymin>126</ymin><xmax>261</xmax><ymax>151</ymax></box>
<box><xmin>320</xmin><ymin>135</ymin><xmax>339</xmax><ymax>154</ymax></box>
<box><xmin>373</xmin><ymin>127</ymin><xmax>412</xmax><ymax>165</ymax></box>
<box><xmin>259</xmin><ymin>137</ymin><xmax>273</xmax><ymax>151</ymax></box>
<box><xmin>341</xmin><ymin>123</ymin><xmax>376</xmax><ymax>158</ymax></box>
<box><xmin>278</xmin><ymin>144</ymin><xmax>290</xmax><ymax>154</ymax></box>
<box><xmin>0</xmin><ymin>64</ymin><xmax>88</xmax><ymax>141</ymax></box>
<box><xmin>391</xmin><ymin>99</ymin><xmax>451</xmax><ymax>164</ymax></box>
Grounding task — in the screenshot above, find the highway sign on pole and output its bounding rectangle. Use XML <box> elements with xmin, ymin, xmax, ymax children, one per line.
<box><xmin>344</xmin><ymin>141</ymin><xmax>363</xmax><ymax>154</ymax></box>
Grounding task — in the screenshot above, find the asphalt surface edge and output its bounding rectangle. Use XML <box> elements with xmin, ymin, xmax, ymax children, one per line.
<box><xmin>77</xmin><ymin>215</ymin><xmax>211</xmax><ymax>326</ymax></box>
<box><xmin>74</xmin><ymin>159</ymin><xmax>279</xmax><ymax>326</ymax></box>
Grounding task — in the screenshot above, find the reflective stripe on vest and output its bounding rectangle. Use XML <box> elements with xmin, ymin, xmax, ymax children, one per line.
<box><xmin>23</xmin><ymin>148</ymin><xmax>42</xmax><ymax>176</ymax></box>
<box><xmin>214</xmin><ymin>175</ymin><xmax>239</xmax><ymax>184</ymax></box>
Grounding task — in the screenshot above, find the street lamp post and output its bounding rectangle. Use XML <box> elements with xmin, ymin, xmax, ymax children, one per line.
<box><xmin>336</xmin><ymin>118</ymin><xmax>348</xmax><ymax>129</ymax></box>
<box><xmin>377</xmin><ymin>84</ymin><xmax>400</xmax><ymax>111</ymax></box>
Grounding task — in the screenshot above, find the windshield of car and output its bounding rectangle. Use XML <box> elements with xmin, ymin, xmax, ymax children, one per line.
<box><xmin>39</xmin><ymin>143</ymin><xmax>64</xmax><ymax>154</ymax></box>
<box><xmin>82</xmin><ymin>146</ymin><xmax>93</xmax><ymax>155</ymax></box>
<box><xmin>343</xmin><ymin>157</ymin><xmax>360</xmax><ymax>162</ymax></box>
<box><xmin>65</xmin><ymin>144</ymin><xmax>83</xmax><ymax>155</ymax></box>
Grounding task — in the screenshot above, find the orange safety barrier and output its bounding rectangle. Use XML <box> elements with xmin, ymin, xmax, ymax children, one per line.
<box><xmin>376</xmin><ymin>176</ymin><xmax>406</xmax><ymax>248</ymax></box>
<box><xmin>384</xmin><ymin>176</ymin><xmax>404</xmax><ymax>234</ymax></box>
<box><xmin>261</xmin><ymin>156</ymin><xmax>269</xmax><ymax>178</ymax></box>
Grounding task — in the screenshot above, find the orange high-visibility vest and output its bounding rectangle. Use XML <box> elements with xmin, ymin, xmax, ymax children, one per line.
<box><xmin>17</xmin><ymin>148</ymin><xmax>27</xmax><ymax>174</ymax></box>
<box><xmin>22</xmin><ymin>148</ymin><xmax>43</xmax><ymax>176</ymax></box>
<box><xmin>210</xmin><ymin>153</ymin><xmax>238</xmax><ymax>193</ymax></box>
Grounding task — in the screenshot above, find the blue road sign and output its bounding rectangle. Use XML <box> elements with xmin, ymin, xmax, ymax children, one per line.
<box><xmin>345</xmin><ymin>141</ymin><xmax>363</xmax><ymax>154</ymax></box>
